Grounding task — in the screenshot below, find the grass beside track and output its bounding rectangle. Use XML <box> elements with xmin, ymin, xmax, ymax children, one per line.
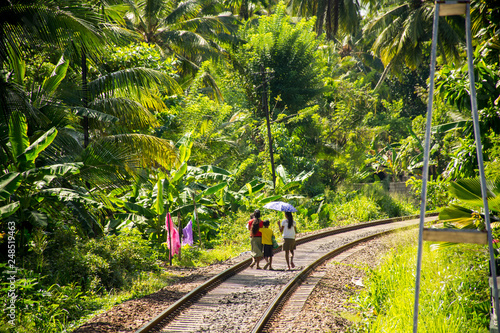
<box><xmin>348</xmin><ymin>230</ymin><xmax>491</xmax><ymax>333</ymax></box>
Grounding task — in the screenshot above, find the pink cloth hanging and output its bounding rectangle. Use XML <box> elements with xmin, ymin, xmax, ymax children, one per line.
<box><xmin>165</xmin><ymin>213</ymin><xmax>181</xmax><ymax>255</ymax></box>
<box><xmin>182</xmin><ymin>220</ymin><xmax>194</xmax><ymax>246</ymax></box>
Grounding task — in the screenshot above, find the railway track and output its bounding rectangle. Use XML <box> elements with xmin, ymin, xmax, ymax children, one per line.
<box><xmin>136</xmin><ymin>214</ymin><xmax>437</xmax><ymax>333</ymax></box>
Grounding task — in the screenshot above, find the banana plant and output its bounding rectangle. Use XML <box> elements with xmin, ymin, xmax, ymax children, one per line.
<box><xmin>106</xmin><ymin>134</ymin><xmax>234</xmax><ymax>243</ymax></box>
<box><xmin>274</xmin><ymin>164</ymin><xmax>314</xmax><ymax>197</ymax></box>
<box><xmin>436</xmin><ymin>178</ymin><xmax>500</xmax><ymax>249</ymax></box>
<box><xmin>0</xmin><ymin>111</ymin><xmax>98</xmax><ymax>260</ymax></box>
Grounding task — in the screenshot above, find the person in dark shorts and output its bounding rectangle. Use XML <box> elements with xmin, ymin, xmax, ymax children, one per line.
<box><xmin>279</xmin><ymin>211</ymin><xmax>296</xmax><ymax>270</ymax></box>
<box><xmin>259</xmin><ymin>220</ymin><xmax>274</xmax><ymax>270</ymax></box>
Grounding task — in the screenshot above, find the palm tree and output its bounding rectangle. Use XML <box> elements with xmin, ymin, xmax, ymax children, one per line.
<box><xmin>223</xmin><ymin>0</ymin><xmax>270</xmax><ymax>21</ymax></box>
<box><xmin>0</xmin><ymin>0</ymin><xmax>107</xmax><ymax>125</ymax></box>
<box><xmin>122</xmin><ymin>0</ymin><xmax>239</xmax><ymax>79</ymax></box>
<box><xmin>66</xmin><ymin>65</ymin><xmax>182</xmax><ymax>190</ymax></box>
<box><xmin>363</xmin><ymin>0</ymin><xmax>464</xmax><ymax>90</ymax></box>
<box><xmin>288</xmin><ymin>0</ymin><xmax>364</xmax><ymax>40</ymax></box>
<box><xmin>0</xmin><ymin>0</ymin><xmax>184</xmax><ymax>237</ymax></box>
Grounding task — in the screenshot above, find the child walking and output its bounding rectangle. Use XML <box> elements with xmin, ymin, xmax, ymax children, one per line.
<box><xmin>260</xmin><ymin>220</ymin><xmax>274</xmax><ymax>270</ymax></box>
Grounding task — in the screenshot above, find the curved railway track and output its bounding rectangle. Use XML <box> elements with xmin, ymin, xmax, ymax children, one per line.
<box><xmin>136</xmin><ymin>214</ymin><xmax>437</xmax><ymax>333</ymax></box>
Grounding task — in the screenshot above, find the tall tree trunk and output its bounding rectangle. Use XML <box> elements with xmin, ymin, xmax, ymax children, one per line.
<box><xmin>333</xmin><ymin>0</ymin><xmax>339</xmax><ymax>37</ymax></box>
<box><xmin>261</xmin><ymin>64</ymin><xmax>276</xmax><ymax>191</ymax></box>
<box><xmin>82</xmin><ymin>49</ymin><xmax>89</xmax><ymax>148</ymax></box>
<box><xmin>374</xmin><ymin>60</ymin><xmax>393</xmax><ymax>92</ymax></box>
<box><xmin>326</xmin><ymin>0</ymin><xmax>333</xmax><ymax>40</ymax></box>
<box><xmin>316</xmin><ymin>0</ymin><xmax>326</xmax><ymax>36</ymax></box>
<box><xmin>239</xmin><ymin>0</ymin><xmax>249</xmax><ymax>21</ymax></box>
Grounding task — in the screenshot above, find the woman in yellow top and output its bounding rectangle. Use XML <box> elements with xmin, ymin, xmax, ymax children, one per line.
<box><xmin>259</xmin><ymin>220</ymin><xmax>274</xmax><ymax>270</ymax></box>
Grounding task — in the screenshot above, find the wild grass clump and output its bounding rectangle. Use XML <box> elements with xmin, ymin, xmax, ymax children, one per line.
<box><xmin>349</xmin><ymin>231</ymin><xmax>490</xmax><ymax>332</ymax></box>
<box><xmin>317</xmin><ymin>185</ymin><xmax>419</xmax><ymax>227</ymax></box>
<box><xmin>359</xmin><ymin>183</ymin><xmax>418</xmax><ymax>217</ymax></box>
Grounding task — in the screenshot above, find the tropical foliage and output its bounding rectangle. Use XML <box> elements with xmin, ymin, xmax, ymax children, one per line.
<box><xmin>1</xmin><ymin>0</ymin><xmax>500</xmax><ymax>330</ymax></box>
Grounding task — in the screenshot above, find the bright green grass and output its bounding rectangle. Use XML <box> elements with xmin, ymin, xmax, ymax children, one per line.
<box><xmin>349</xmin><ymin>231</ymin><xmax>491</xmax><ymax>333</ymax></box>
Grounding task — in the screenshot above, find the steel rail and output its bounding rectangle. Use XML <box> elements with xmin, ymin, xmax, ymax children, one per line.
<box><xmin>251</xmin><ymin>223</ymin><xmax>418</xmax><ymax>333</ymax></box>
<box><xmin>135</xmin><ymin>213</ymin><xmax>436</xmax><ymax>333</ymax></box>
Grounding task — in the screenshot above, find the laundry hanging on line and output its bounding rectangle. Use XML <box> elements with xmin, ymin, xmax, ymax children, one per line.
<box><xmin>165</xmin><ymin>212</ymin><xmax>181</xmax><ymax>255</ymax></box>
<box><xmin>182</xmin><ymin>220</ymin><xmax>194</xmax><ymax>246</ymax></box>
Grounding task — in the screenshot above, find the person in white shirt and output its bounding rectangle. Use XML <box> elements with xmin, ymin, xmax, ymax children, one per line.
<box><xmin>279</xmin><ymin>211</ymin><xmax>296</xmax><ymax>270</ymax></box>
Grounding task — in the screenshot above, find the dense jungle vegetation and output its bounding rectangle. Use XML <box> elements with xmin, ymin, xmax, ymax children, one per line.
<box><xmin>1</xmin><ymin>0</ymin><xmax>499</xmax><ymax>331</ymax></box>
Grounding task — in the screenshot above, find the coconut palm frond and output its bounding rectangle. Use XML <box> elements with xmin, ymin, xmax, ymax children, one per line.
<box><xmin>198</xmin><ymin>71</ymin><xmax>224</xmax><ymax>103</ymax></box>
<box><xmin>160</xmin><ymin>30</ymin><xmax>213</xmax><ymax>55</ymax></box>
<box><xmin>0</xmin><ymin>78</ymin><xmax>44</xmax><ymax>127</ymax></box>
<box><xmin>96</xmin><ymin>134</ymin><xmax>178</xmax><ymax>171</ymax></box>
<box><xmin>438</xmin><ymin>16</ymin><xmax>465</xmax><ymax>64</ymax></box>
<box><xmin>143</xmin><ymin>0</ymin><xmax>168</xmax><ymax>21</ymax></box>
<box><xmin>88</xmin><ymin>67</ymin><xmax>182</xmax><ymax>98</ymax></box>
<box><xmin>373</xmin><ymin>15</ymin><xmax>403</xmax><ymax>51</ymax></box>
<box><xmin>179</xmin><ymin>15</ymin><xmax>235</xmax><ymax>36</ymax></box>
<box><xmin>364</xmin><ymin>3</ymin><xmax>408</xmax><ymax>32</ymax></box>
<box><xmin>79</xmin><ymin>137</ymin><xmax>140</xmax><ymax>189</ymax></box>
<box><xmin>367</xmin><ymin>1</ymin><xmax>462</xmax><ymax>73</ymax></box>
<box><xmin>41</xmin><ymin>128</ymin><xmax>84</xmax><ymax>165</ymax></box>
<box><xmin>71</xmin><ymin>106</ymin><xmax>120</xmax><ymax>123</ymax></box>
<box><xmin>90</xmin><ymin>97</ymin><xmax>159</xmax><ymax>130</ymax></box>
<box><xmin>165</xmin><ymin>0</ymin><xmax>202</xmax><ymax>26</ymax></box>
<box><xmin>339</xmin><ymin>0</ymin><xmax>361</xmax><ymax>36</ymax></box>
<box><xmin>1</xmin><ymin>1</ymin><xmax>106</xmax><ymax>61</ymax></box>
<box><xmin>101</xmin><ymin>23</ymin><xmax>141</xmax><ymax>46</ymax></box>
<box><xmin>91</xmin><ymin>84</ymin><xmax>168</xmax><ymax>113</ymax></box>
<box><xmin>129</xmin><ymin>87</ymin><xmax>169</xmax><ymax>111</ymax></box>
<box><xmin>439</xmin><ymin>203</ymin><xmax>473</xmax><ymax>220</ymax></box>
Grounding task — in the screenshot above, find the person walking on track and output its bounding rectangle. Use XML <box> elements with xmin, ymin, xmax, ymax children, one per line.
<box><xmin>279</xmin><ymin>211</ymin><xmax>296</xmax><ymax>270</ymax></box>
<box><xmin>260</xmin><ymin>220</ymin><xmax>274</xmax><ymax>270</ymax></box>
<box><xmin>248</xmin><ymin>209</ymin><xmax>264</xmax><ymax>269</ymax></box>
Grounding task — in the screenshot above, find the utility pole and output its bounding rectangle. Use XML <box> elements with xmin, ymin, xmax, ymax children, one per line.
<box><xmin>260</xmin><ymin>64</ymin><xmax>276</xmax><ymax>191</ymax></box>
<box><xmin>81</xmin><ymin>48</ymin><xmax>89</xmax><ymax>149</ymax></box>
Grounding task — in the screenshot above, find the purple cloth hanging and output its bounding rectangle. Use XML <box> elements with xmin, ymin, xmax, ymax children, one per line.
<box><xmin>182</xmin><ymin>220</ymin><xmax>194</xmax><ymax>246</ymax></box>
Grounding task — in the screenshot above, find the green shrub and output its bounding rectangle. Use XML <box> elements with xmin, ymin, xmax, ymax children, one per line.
<box><xmin>0</xmin><ymin>265</ymin><xmax>104</xmax><ymax>333</ymax></box>
<box><xmin>360</xmin><ymin>183</ymin><xmax>418</xmax><ymax>217</ymax></box>
<box><xmin>50</xmin><ymin>229</ymin><xmax>159</xmax><ymax>293</ymax></box>
<box><xmin>406</xmin><ymin>176</ymin><xmax>451</xmax><ymax>211</ymax></box>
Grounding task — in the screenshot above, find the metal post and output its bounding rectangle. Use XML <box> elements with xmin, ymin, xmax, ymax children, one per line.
<box><xmin>413</xmin><ymin>3</ymin><xmax>440</xmax><ymax>332</ymax></box>
<box><xmin>168</xmin><ymin>214</ymin><xmax>172</xmax><ymax>266</ymax></box>
<box><xmin>192</xmin><ymin>192</ymin><xmax>202</xmax><ymax>247</ymax></box>
<box><xmin>177</xmin><ymin>211</ymin><xmax>182</xmax><ymax>260</ymax></box>
<box><xmin>465</xmin><ymin>3</ymin><xmax>500</xmax><ymax>327</ymax></box>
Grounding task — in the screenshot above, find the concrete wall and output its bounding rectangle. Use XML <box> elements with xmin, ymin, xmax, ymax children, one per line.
<box><xmin>351</xmin><ymin>182</ymin><xmax>411</xmax><ymax>194</ymax></box>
